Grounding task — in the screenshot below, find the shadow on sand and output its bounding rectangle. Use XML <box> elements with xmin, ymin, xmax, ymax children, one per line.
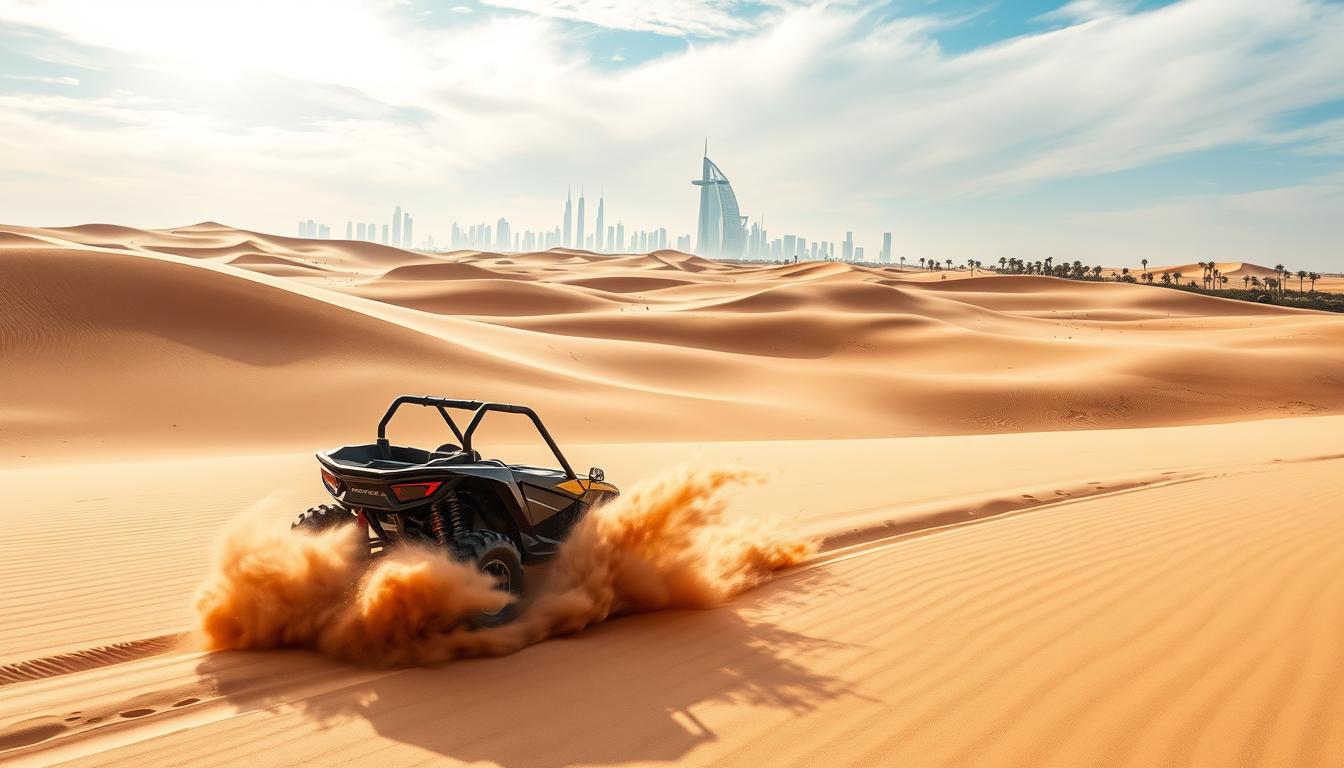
<box><xmin>194</xmin><ymin>570</ymin><xmax>857</xmax><ymax>767</ymax></box>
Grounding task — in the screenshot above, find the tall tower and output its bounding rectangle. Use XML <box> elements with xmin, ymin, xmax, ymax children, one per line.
<box><xmin>692</xmin><ymin>141</ymin><xmax>746</xmax><ymax>259</ymax></box>
<box><xmin>595</xmin><ymin>190</ymin><xmax>605</xmax><ymax>252</ymax></box>
<box><xmin>576</xmin><ymin>187</ymin><xmax>586</xmax><ymax>251</ymax></box>
<box><xmin>392</xmin><ymin>205</ymin><xmax>402</xmax><ymax>246</ymax></box>
<box><xmin>882</xmin><ymin>232</ymin><xmax>892</xmax><ymax>264</ymax></box>
<box><xmin>405</xmin><ymin>216</ymin><xmax>413</xmax><ymax>249</ymax></box>
<box><xmin>563</xmin><ymin>187</ymin><xmax>573</xmax><ymax>248</ymax></box>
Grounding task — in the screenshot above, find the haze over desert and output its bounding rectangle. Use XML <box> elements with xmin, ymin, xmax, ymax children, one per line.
<box><xmin>2</xmin><ymin>222</ymin><xmax>1343</xmax><ymax>766</ymax></box>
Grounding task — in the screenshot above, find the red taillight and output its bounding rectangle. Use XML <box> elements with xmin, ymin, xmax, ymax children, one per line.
<box><xmin>321</xmin><ymin>469</ymin><xmax>342</xmax><ymax>496</ymax></box>
<box><xmin>391</xmin><ymin>481</ymin><xmax>443</xmax><ymax>502</ymax></box>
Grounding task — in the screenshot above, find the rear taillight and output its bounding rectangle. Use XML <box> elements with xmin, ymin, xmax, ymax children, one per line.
<box><xmin>321</xmin><ymin>469</ymin><xmax>342</xmax><ymax>496</ymax></box>
<box><xmin>391</xmin><ymin>481</ymin><xmax>443</xmax><ymax>502</ymax></box>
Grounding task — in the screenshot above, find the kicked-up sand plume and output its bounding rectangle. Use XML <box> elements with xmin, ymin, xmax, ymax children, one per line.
<box><xmin>196</xmin><ymin>466</ymin><xmax>813</xmax><ymax>666</ymax></box>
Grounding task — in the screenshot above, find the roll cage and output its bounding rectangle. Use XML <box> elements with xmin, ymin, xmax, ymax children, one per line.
<box><xmin>375</xmin><ymin>395</ymin><xmax>578</xmax><ymax>480</ymax></box>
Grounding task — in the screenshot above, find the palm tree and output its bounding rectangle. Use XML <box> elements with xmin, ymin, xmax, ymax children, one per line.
<box><xmin>1161</xmin><ymin>271</ymin><xmax>1172</xmax><ymax>285</ymax></box>
<box><xmin>1250</xmin><ymin>276</ymin><xmax>1262</xmax><ymax>290</ymax></box>
<box><xmin>1309</xmin><ymin>272</ymin><xmax>1320</xmax><ymax>292</ymax></box>
<box><xmin>899</xmin><ymin>256</ymin><xmax>906</xmax><ymax>269</ymax></box>
<box><xmin>919</xmin><ymin>257</ymin><xmax>926</xmax><ymax>270</ymax></box>
<box><xmin>1275</xmin><ymin>264</ymin><xmax>1286</xmax><ymax>297</ymax></box>
<box><xmin>1297</xmin><ymin>269</ymin><xmax>1307</xmax><ymax>293</ymax></box>
<box><xmin>1172</xmin><ymin>271</ymin><xmax>1183</xmax><ymax>286</ymax></box>
<box><xmin>1243</xmin><ymin>275</ymin><xmax>1250</xmax><ymax>289</ymax></box>
<box><xmin>944</xmin><ymin>259</ymin><xmax>952</xmax><ymax>270</ymax></box>
<box><xmin>1141</xmin><ymin>258</ymin><xmax>1149</xmax><ymax>273</ymax></box>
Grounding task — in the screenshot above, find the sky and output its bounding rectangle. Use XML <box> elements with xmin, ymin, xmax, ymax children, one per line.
<box><xmin>2</xmin><ymin>0</ymin><xmax>1343</xmax><ymax>269</ymax></box>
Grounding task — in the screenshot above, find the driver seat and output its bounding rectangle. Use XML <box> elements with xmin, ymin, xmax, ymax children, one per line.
<box><xmin>433</xmin><ymin>443</ymin><xmax>481</xmax><ymax>462</ymax></box>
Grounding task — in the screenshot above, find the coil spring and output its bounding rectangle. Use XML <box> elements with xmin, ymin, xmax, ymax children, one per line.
<box><xmin>428</xmin><ymin>501</ymin><xmax>449</xmax><ymax>546</ymax></box>
<box><xmin>443</xmin><ymin>494</ymin><xmax>467</xmax><ymax>537</ymax></box>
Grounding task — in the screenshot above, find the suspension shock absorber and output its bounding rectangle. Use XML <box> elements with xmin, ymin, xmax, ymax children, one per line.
<box><xmin>442</xmin><ymin>493</ymin><xmax>467</xmax><ymax>537</ymax></box>
<box><xmin>428</xmin><ymin>501</ymin><xmax>449</xmax><ymax>546</ymax></box>
<box><xmin>429</xmin><ymin>493</ymin><xmax>467</xmax><ymax>547</ymax></box>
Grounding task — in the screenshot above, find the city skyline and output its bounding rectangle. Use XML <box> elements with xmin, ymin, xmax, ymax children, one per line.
<box><xmin>298</xmin><ymin>150</ymin><xmax>899</xmax><ymax>263</ymax></box>
<box><xmin>3</xmin><ymin>2</ymin><xmax>1343</xmax><ymax>269</ymax></box>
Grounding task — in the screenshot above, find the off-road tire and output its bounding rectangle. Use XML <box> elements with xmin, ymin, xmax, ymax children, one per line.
<box><xmin>450</xmin><ymin>530</ymin><xmax>524</xmax><ymax>628</ymax></box>
<box><xmin>292</xmin><ymin>504</ymin><xmax>356</xmax><ymax>533</ymax></box>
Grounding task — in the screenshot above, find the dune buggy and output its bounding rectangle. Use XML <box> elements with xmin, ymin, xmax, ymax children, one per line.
<box><xmin>294</xmin><ymin>395</ymin><xmax>618</xmax><ymax>626</ymax></box>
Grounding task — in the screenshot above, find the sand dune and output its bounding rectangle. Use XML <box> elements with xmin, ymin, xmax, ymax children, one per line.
<box><xmin>3</xmin><ymin>221</ymin><xmax>1344</xmax><ymax>766</ymax></box>
<box><xmin>4</xmin><ymin>222</ymin><xmax>1343</xmax><ymax>456</ymax></box>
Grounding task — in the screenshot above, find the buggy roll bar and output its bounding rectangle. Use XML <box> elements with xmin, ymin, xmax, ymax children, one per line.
<box><xmin>375</xmin><ymin>395</ymin><xmax>578</xmax><ymax>480</ymax></box>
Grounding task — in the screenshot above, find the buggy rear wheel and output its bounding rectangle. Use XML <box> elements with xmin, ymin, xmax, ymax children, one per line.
<box><xmin>292</xmin><ymin>503</ymin><xmax>356</xmax><ymax>533</ymax></box>
<box><xmin>450</xmin><ymin>530</ymin><xmax>524</xmax><ymax>628</ymax></box>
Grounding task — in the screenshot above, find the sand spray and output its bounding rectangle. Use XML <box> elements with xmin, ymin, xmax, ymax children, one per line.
<box><xmin>195</xmin><ymin>465</ymin><xmax>813</xmax><ymax>666</ymax></box>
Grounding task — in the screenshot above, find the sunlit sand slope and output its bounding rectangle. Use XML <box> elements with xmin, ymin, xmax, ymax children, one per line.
<box><xmin>3</xmin><ymin>440</ymin><xmax>1339</xmax><ymax>766</ymax></box>
<box><xmin>3</xmin><ymin>222</ymin><xmax>1343</xmax><ymax>456</ymax></box>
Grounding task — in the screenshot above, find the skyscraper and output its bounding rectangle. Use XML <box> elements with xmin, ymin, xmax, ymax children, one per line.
<box><xmin>576</xmin><ymin>188</ymin><xmax>586</xmax><ymax>251</ymax></box>
<box><xmin>496</xmin><ymin>217</ymin><xmax>510</xmax><ymax>249</ymax></box>
<box><xmin>615</xmin><ymin>222</ymin><xmax>625</xmax><ymax>253</ymax></box>
<box><xmin>357</xmin><ymin>222</ymin><xmax>366</xmax><ymax>240</ymax></box>
<box><xmin>381</xmin><ymin>224</ymin><xmax>388</xmax><ymax>245</ymax></box>
<box><xmin>692</xmin><ymin>143</ymin><xmax>746</xmax><ymax>259</ymax></box>
<box><xmin>346</xmin><ymin>221</ymin><xmax>352</xmax><ymax>240</ymax></box>
<box><xmin>843</xmin><ymin>231</ymin><xmax>854</xmax><ymax>261</ymax></box>
<box><xmin>882</xmin><ymin>232</ymin><xmax>892</xmax><ymax>264</ymax></box>
<box><xmin>563</xmin><ymin>187</ymin><xmax>573</xmax><ymax>248</ymax></box>
<box><xmin>402</xmin><ymin>211</ymin><xmax>411</xmax><ymax>248</ymax></box>
<box><xmin>607</xmin><ymin>225</ymin><xmax>614</xmax><ymax>253</ymax></box>
<box><xmin>392</xmin><ymin>205</ymin><xmax>402</xmax><ymax>246</ymax></box>
<box><xmin>595</xmin><ymin>192</ymin><xmax>605</xmax><ymax>252</ymax></box>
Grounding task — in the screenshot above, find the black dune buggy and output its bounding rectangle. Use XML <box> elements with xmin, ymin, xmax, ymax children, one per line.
<box><xmin>294</xmin><ymin>395</ymin><xmax>618</xmax><ymax>626</ymax></box>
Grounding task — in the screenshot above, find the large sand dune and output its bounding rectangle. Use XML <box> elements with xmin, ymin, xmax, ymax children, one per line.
<box><xmin>4</xmin><ymin>223</ymin><xmax>1343</xmax><ymax>456</ymax></box>
<box><xmin>3</xmin><ymin>222</ymin><xmax>1343</xmax><ymax>766</ymax></box>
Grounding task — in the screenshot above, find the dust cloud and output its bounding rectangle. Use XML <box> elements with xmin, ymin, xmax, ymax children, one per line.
<box><xmin>195</xmin><ymin>465</ymin><xmax>814</xmax><ymax>666</ymax></box>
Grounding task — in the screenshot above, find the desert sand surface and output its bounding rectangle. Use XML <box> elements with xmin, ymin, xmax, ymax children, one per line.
<box><xmin>3</xmin><ymin>223</ymin><xmax>1344</xmax><ymax>767</ymax></box>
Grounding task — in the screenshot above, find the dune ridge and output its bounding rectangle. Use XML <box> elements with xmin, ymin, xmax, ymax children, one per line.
<box><xmin>3</xmin><ymin>222</ymin><xmax>1343</xmax><ymax>457</ymax></box>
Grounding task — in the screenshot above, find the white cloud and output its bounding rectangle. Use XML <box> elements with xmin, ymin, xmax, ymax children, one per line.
<box><xmin>1037</xmin><ymin>0</ymin><xmax>1138</xmax><ymax>24</ymax></box>
<box><xmin>451</xmin><ymin>5</ymin><xmax>473</xmax><ymax>13</ymax></box>
<box><xmin>479</xmin><ymin>0</ymin><xmax>758</xmax><ymax>37</ymax></box>
<box><xmin>0</xmin><ymin>0</ymin><xmax>1342</xmax><ymax>269</ymax></box>
<box><xmin>3</xmin><ymin>74</ymin><xmax>80</xmax><ymax>86</ymax></box>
